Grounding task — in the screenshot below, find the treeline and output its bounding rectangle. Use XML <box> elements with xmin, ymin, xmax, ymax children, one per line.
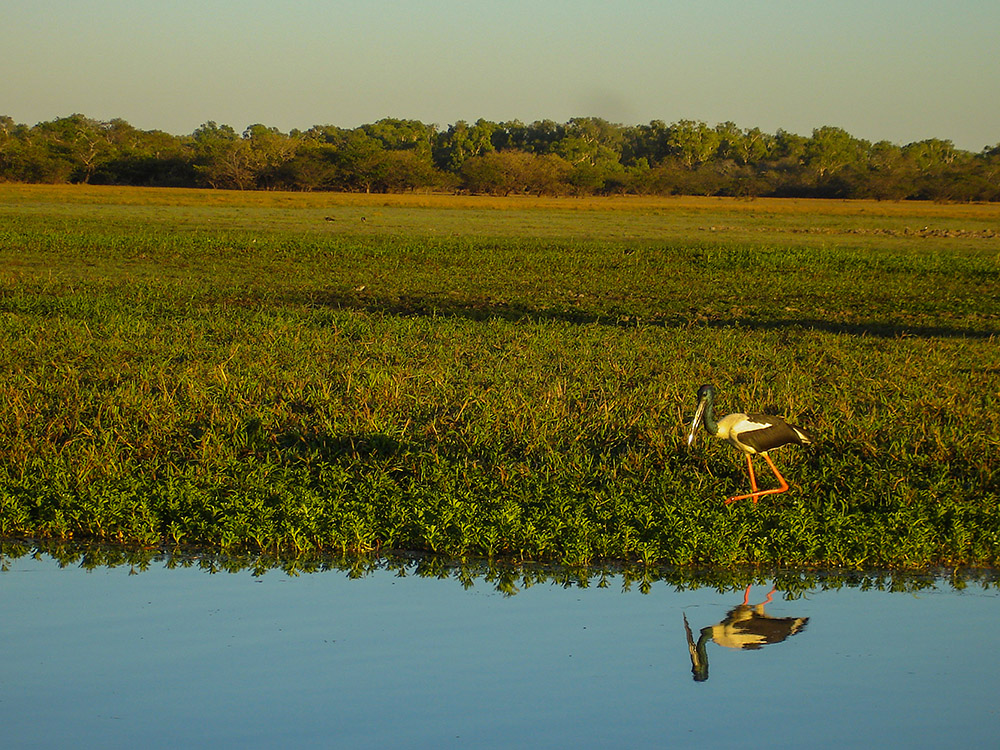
<box><xmin>2</xmin><ymin>113</ymin><xmax>999</xmax><ymax>200</ymax></box>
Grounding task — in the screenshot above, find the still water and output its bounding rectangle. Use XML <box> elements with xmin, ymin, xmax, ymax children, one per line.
<box><xmin>2</xmin><ymin>546</ymin><xmax>997</xmax><ymax>749</ymax></box>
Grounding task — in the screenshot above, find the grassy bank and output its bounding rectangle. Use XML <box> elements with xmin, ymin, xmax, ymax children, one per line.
<box><xmin>1</xmin><ymin>186</ymin><xmax>998</xmax><ymax>567</ymax></box>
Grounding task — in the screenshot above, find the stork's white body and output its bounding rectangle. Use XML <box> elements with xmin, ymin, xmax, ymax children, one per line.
<box><xmin>716</xmin><ymin>412</ymin><xmax>813</xmax><ymax>456</ymax></box>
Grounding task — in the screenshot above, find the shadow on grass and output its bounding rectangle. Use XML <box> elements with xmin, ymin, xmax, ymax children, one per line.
<box><xmin>292</xmin><ymin>290</ymin><xmax>1000</xmax><ymax>340</ymax></box>
<box><xmin>277</xmin><ymin>431</ymin><xmax>403</xmax><ymax>462</ymax></box>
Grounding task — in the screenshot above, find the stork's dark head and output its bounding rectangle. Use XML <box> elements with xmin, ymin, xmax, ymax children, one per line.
<box><xmin>687</xmin><ymin>384</ymin><xmax>718</xmax><ymax>445</ymax></box>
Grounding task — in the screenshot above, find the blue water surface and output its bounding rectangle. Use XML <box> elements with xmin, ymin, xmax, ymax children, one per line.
<box><xmin>1</xmin><ymin>551</ymin><xmax>997</xmax><ymax>749</ymax></box>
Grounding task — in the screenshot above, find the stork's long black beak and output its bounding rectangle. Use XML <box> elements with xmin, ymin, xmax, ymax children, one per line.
<box><xmin>687</xmin><ymin>398</ymin><xmax>707</xmax><ymax>446</ymax></box>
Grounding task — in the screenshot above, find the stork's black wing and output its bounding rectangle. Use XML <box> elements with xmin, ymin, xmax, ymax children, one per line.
<box><xmin>737</xmin><ymin>414</ymin><xmax>813</xmax><ymax>454</ymax></box>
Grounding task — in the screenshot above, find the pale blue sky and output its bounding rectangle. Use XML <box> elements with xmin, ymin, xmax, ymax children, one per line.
<box><xmin>4</xmin><ymin>0</ymin><xmax>998</xmax><ymax>150</ymax></box>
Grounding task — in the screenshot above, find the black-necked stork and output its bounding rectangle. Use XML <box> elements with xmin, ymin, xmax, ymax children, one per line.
<box><xmin>687</xmin><ymin>384</ymin><xmax>813</xmax><ymax>504</ymax></box>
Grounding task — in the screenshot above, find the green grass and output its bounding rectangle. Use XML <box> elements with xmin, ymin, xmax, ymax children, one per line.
<box><xmin>1</xmin><ymin>186</ymin><xmax>998</xmax><ymax>568</ymax></box>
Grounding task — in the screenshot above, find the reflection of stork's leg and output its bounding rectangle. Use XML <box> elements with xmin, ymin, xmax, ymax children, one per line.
<box><xmin>744</xmin><ymin>584</ymin><xmax>776</xmax><ymax>606</ymax></box>
<box><xmin>745</xmin><ymin>585</ymin><xmax>778</xmax><ymax>609</ymax></box>
<box><xmin>726</xmin><ymin>454</ymin><xmax>761</xmax><ymax>504</ymax></box>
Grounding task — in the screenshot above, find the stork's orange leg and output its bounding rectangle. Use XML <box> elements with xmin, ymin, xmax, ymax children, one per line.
<box><xmin>759</xmin><ymin>454</ymin><xmax>790</xmax><ymax>497</ymax></box>
<box><xmin>726</xmin><ymin>453</ymin><xmax>790</xmax><ymax>504</ymax></box>
<box><xmin>725</xmin><ymin>454</ymin><xmax>763</xmax><ymax>504</ymax></box>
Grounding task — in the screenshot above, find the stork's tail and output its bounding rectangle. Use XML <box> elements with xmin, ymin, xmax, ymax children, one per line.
<box><xmin>790</xmin><ymin>425</ymin><xmax>814</xmax><ymax>445</ymax></box>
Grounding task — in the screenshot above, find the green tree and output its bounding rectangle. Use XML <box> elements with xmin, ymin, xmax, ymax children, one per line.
<box><xmin>714</xmin><ymin>123</ymin><xmax>774</xmax><ymax>165</ymax></box>
<box><xmin>192</xmin><ymin>122</ymin><xmax>243</xmax><ymax>188</ymax></box>
<box><xmin>362</xmin><ymin>118</ymin><xmax>436</xmax><ymax>160</ymax></box>
<box><xmin>32</xmin><ymin>114</ymin><xmax>122</xmax><ymax>183</ymax></box>
<box><xmin>666</xmin><ymin>120</ymin><xmax>721</xmax><ymax>168</ymax></box>
<box><xmin>0</xmin><ymin>115</ymin><xmax>21</xmax><ymax>180</ymax></box>
<box><xmin>274</xmin><ymin>140</ymin><xmax>339</xmax><ymax>191</ymax></box>
<box><xmin>979</xmin><ymin>144</ymin><xmax>1000</xmax><ymax>190</ymax></box>
<box><xmin>859</xmin><ymin>140</ymin><xmax>911</xmax><ymax>200</ymax></box>
<box><xmin>331</xmin><ymin>130</ymin><xmax>390</xmax><ymax>193</ymax></box>
<box><xmin>554</xmin><ymin>118</ymin><xmax>625</xmax><ymax>194</ymax></box>
<box><xmin>502</xmin><ymin>119</ymin><xmax>565</xmax><ymax>154</ymax></box>
<box><xmin>804</xmin><ymin>126</ymin><xmax>869</xmax><ymax>179</ymax></box>
<box><xmin>621</xmin><ymin>120</ymin><xmax>670</xmax><ymax>166</ymax></box>
<box><xmin>376</xmin><ymin>150</ymin><xmax>438</xmax><ymax>192</ymax></box>
<box><xmin>241</xmin><ymin>124</ymin><xmax>299</xmax><ymax>189</ymax></box>
<box><xmin>94</xmin><ymin>125</ymin><xmax>193</xmax><ymax>186</ymax></box>
<box><xmin>557</xmin><ymin>118</ymin><xmax>622</xmax><ymax>162</ymax></box>
<box><xmin>434</xmin><ymin>119</ymin><xmax>498</xmax><ymax>171</ymax></box>
<box><xmin>902</xmin><ymin>138</ymin><xmax>960</xmax><ymax>174</ymax></box>
<box><xmin>460</xmin><ymin>151</ymin><xmax>570</xmax><ymax>195</ymax></box>
<box><xmin>773</xmin><ymin>130</ymin><xmax>808</xmax><ymax>161</ymax></box>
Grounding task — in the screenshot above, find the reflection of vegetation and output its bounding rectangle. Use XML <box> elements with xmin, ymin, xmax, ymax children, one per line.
<box><xmin>2</xmin><ymin>539</ymin><xmax>995</xmax><ymax>597</ymax></box>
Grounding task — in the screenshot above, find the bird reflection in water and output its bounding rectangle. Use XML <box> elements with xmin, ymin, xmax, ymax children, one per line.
<box><xmin>683</xmin><ymin>585</ymin><xmax>809</xmax><ymax>682</ymax></box>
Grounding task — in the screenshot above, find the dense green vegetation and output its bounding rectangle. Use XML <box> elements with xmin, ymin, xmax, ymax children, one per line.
<box><xmin>1</xmin><ymin>186</ymin><xmax>998</xmax><ymax>568</ymax></box>
<box><xmin>2</xmin><ymin>113</ymin><xmax>999</xmax><ymax>200</ymax></box>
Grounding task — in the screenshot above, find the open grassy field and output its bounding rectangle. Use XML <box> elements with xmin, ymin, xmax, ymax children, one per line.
<box><xmin>1</xmin><ymin>185</ymin><xmax>998</xmax><ymax>568</ymax></box>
